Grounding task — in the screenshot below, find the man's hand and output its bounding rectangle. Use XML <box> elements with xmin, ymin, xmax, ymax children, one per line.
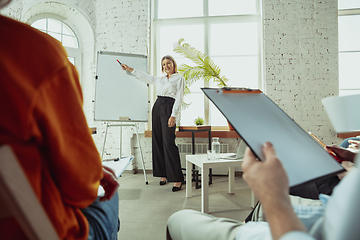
<box><xmin>99</xmin><ymin>166</ymin><xmax>119</xmax><ymax>201</ymax></box>
<box><xmin>348</xmin><ymin>140</ymin><xmax>360</xmax><ymax>150</ymax></box>
<box><xmin>242</xmin><ymin>142</ymin><xmax>289</xmax><ymax>203</ymax></box>
<box><xmin>242</xmin><ymin>142</ymin><xmax>307</xmax><ymax>240</ymax></box>
<box><xmin>326</xmin><ymin>145</ymin><xmax>356</xmax><ymax>162</ymax></box>
<box><xmin>337</xmin><ymin>161</ymin><xmax>355</xmax><ymax>180</ymax></box>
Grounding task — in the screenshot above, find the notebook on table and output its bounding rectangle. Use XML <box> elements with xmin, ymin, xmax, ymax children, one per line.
<box><xmin>221</xmin><ymin>140</ymin><xmax>247</xmax><ymax>160</ymax></box>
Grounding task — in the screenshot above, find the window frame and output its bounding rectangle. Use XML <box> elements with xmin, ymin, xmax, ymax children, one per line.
<box><xmin>27</xmin><ymin>14</ymin><xmax>82</xmax><ymax>83</ymax></box>
<box><xmin>151</xmin><ymin>0</ymin><xmax>263</xmax><ymax>128</ymax></box>
<box><xmin>338</xmin><ymin>7</ymin><xmax>360</xmax><ymax>96</ymax></box>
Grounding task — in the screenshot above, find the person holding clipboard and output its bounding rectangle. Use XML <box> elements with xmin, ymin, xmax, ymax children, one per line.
<box><xmin>0</xmin><ymin>1</ymin><xmax>120</xmax><ymax>238</ymax></box>
<box><xmin>121</xmin><ymin>55</ymin><xmax>185</xmax><ymax>192</ymax></box>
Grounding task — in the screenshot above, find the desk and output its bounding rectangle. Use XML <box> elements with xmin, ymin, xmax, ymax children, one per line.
<box><xmin>178</xmin><ymin>126</ymin><xmax>212</xmax><ymax>153</ymax></box>
<box><xmin>186</xmin><ymin>154</ymin><xmax>242</xmax><ymax>213</ymax></box>
<box><xmin>179</xmin><ymin>126</ymin><xmax>212</xmax><ymax>188</ymax></box>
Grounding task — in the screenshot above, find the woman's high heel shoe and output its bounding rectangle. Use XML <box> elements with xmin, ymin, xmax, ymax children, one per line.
<box><xmin>172</xmin><ymin>182</ymin><xmax>183</xmax><ymax>192</ymax></box>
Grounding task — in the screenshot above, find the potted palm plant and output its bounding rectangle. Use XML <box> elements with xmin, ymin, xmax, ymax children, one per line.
<box><xmin>173</xmin><ymin>38</ymin><xmax>234</xmax><ymax>130</ymax></box>
<box><xmin>173</xmin><ymin>38</ymin><xmax>229</xmax><ymax>88</ymax></box>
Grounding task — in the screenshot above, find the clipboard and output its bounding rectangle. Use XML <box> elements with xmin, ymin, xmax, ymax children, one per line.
<box><xmin>202</xmin><ymin>88</ymin><xmax>344</xmax><ymax>188</ymax></box>
<box><xmin>98</xmin><ymin>156</ymin><xmax>134</xmax><ymax>196</ymax></box>
<box><xmin>309</xmin><ymin>132</ymin><xmax>343</xmax><ymax>163</ymax></box>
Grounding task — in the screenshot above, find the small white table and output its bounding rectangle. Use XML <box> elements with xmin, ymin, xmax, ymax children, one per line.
<box><xmin>186</xmin><ymin>154</ymin><xmax>243</xmax><ymax>213</ymax></box>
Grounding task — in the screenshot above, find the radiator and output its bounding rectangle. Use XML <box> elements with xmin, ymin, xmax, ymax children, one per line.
<box><xmin>177</xmin><ymin>143</ymin><xmax>229</xmax><ymax>175</ymax></box>
<box><xmin>178</xmin><ymin>143</ymin><xmax>229</xmax><ymax>154</ymax></box>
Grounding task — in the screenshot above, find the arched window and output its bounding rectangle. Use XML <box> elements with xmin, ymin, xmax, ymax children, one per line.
<box><xmin>31</xmin><ymin>18</ymin><xmax>82</xmax><ymax>80</ymax></box>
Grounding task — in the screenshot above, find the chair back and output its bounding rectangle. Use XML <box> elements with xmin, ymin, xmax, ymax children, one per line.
<box><xmin>0</xmin><ymin>145</ymin><xmax>59</xmax><ymax>240</ymax></box>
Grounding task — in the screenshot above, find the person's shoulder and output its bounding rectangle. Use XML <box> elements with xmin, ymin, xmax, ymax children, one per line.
<box><xmin>177</xmin><ymin>73</ymin><xmax>185</xmax><ymax>82</ymax></box>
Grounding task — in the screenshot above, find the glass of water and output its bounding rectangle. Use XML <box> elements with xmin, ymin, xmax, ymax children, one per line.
<box><xmin>207</xmin><ymin>150</ymin><xmax>213</xmax><ymax>161</ymax></box>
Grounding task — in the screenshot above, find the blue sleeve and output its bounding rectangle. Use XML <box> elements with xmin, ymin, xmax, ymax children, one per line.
<box><xmin>280</xmin><ymin>231</ymin><xmax>316</xmax><ymax>240</ymax></box>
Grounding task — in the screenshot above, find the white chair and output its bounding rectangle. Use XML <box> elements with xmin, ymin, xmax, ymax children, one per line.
<box><xmin>0</xmin><ymin>145</ymin><xmax>59</xmax><ymax>240</ymax></box>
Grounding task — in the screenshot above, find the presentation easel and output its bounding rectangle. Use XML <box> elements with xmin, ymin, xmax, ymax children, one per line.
<box><xmin>101</xmin><ymin>122</ymin><xmax>148</xmax><ymax>185</ymax></box>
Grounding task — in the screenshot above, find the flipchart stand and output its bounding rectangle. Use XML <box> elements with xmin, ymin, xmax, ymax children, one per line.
<box><xmin>101</xmin><ymin>122</ymin><xmax>148</xmax><ymax>185</ymax></box>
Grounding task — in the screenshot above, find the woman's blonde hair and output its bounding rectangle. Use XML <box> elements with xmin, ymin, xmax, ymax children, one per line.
<box><xmin>161</xmin><ymin>55</ymin><xmax>178</xmax><ymax>73</ymax></box>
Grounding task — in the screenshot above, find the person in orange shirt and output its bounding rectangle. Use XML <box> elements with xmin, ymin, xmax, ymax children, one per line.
<box><xmin>0</xmin><ymin>0</ymin><xmax>120</xmax><ymax>239</ymax></box>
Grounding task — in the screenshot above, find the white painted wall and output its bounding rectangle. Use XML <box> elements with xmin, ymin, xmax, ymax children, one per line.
<box><xmin>1</xmin><ymin>0</ymin><xmax>341</xmax><ymax>171</ymax></box>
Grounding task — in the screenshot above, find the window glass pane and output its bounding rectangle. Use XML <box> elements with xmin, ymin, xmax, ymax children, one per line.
<box><xmin>31</xmin><ymin>19</ymin><xmax>46</xmax><ymax>31</ymax></box>
<box><xmin>209</xmin><ymin>0</ymin><xmax>257</xmax><ymax>16</ymax></box>
<box><xmin>48</xmin><ymin>19</ymin><xmax>62</xmax><ymax>33</ymax></box>
<box><xmin>63</xmin><ymin>35</ymin><xmax>78</xmax><ymax>48</ymax></box>
<box><xmin>210</xmin><ymin>22</ymin><xmax>258</xmax><ymax>56</ymax></box>
<box><xmin>62</xmin><ymin>23</ymin><xmax>75</xmax><ymax>36</ymax></box>
<box><xmin>155</xmin><ymin>1</ymin><xmax>261</xmax><ymax>127</ymax></box>
<box><xmin>158</xmin><ymin>25</ymin><xmax>204</xmax><ymax>60</ymax></box>
<box><xmin>338</xmin><ymin>15</ymin><xmax>360</xmax><ymax>51</ymax></box>
<box><xmin>210</xmin><ymin>102</ymin><xmax>227</xmax><ymax>126</ymax></box>
<box><xmin>31</xmin><ymin>18</ymin><xmax>80</xmax><ymax>49</ymax></box>
<box><xmin>339</xmin><ymin>52</ymin><xmax>360</xmax><ymax>89</ymax></box>
<box><xmin>180</xmin><ymin>93</ymin><xmax>204</xmax><ymax>126</ymax></box>
<box><xmin>338</xmin><ymin>0</ymin><xmax>360</xmax><ymax>10</ymax></box>
<box><xmin>176</xmin><ymin>57</ymin><xmax>198</xmax><ymax>71</ymax></box>
<box><xmin>188</xmin><ymin>76</ymin><xmax>204</xmax><ymax>92</ymax></box>
<box><xmin>48</xmin><ymin>32</ymin><xmax>61</xmax><ymax>42</ymax></box>
<box><xmin>157</xmin><ymin>0</ymin><xmax>203</xmax><ymax>19</ymax></box>
<box><xmin>211</xmin><ymin>56</ymin><xmax>259</xmax><ymax>88</ymax></box>
<box><xmin>339</xmin><ymin>90</ymin><xmax>360</xmax><ymax>96</ymax></box>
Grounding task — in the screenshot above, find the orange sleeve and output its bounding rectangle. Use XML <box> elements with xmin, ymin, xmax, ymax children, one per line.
<box><xmin>31</xmin><ymin>62</ymin><xmax>102</xmax><ymax>208</ymax></box>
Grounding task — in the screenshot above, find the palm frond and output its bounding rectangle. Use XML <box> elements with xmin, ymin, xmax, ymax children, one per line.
<box><xmin>173</xmin><ymin>38</ymin><xmax>229</xmax><ymax>88</ymax></box>
<box><xmin>181</xmin><ymin>101</ymin><xmax>191</xmax><ymax>109</ymax></box>
<box><xmin>174</xmin><ymin>38</ymin><xmax>229</xmax><ymax>124</ymax></box>
<box><xmin>173</xmin><ymin>39</ymin><xmax>207</xmax><ymax>66</ymax></box>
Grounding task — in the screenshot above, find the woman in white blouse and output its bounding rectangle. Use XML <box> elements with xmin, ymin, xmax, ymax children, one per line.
<box><xmin>121</xmin><ymin>55</ymin><xmax>185</xmax><ymax>192</ymax></box>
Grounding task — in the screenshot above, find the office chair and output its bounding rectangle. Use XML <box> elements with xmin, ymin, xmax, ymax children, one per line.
<box><xmin>0</xmin><ymin>145</ymin><xmax>59</xmax><ymax>240</ymax></box>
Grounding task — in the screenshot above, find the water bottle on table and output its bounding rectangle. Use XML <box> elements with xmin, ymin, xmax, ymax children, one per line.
<box><xmin>211</xmin><ymin>137</ymin><xmax>220</xmax><ymax>161</ymax></box>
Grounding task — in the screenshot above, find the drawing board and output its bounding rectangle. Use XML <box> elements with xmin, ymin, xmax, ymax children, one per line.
<box><xmin>95</xmin><ymin>51</ymin><xmax>148</xmax><ymax>122</ymax></box>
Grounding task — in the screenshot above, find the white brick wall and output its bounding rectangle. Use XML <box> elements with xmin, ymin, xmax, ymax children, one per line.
<box><xmin>263</xmin><ymin>0</ymin><xmax>340</xmax><ymax>145</ymax></box>
<box><xmin>1</xmin><ymin>0</ymin><xmax>343</xmax><ymax>171</ymax></box>
<box><xmin>93</xmin><ymin>0</ymin><xmax>150</xmax><ymax>169</ymax></box>
<box><xmin>95</xmin><ymin>0</ymin><xmax>149</xmax><ymax>55</ymax></box>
